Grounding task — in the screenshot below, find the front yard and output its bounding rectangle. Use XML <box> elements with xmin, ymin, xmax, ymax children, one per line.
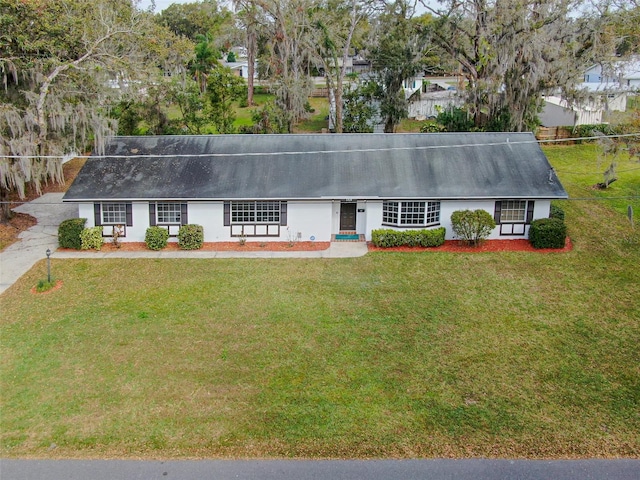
<box><xmin>0</xmin><ymin>145</ymin><xmax>638</xmax><ymax>458</ymax></box>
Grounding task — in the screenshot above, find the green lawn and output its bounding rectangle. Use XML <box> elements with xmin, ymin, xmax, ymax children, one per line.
<box><xmin>1</xmin><ymin>145</ymin><xmax>639</xmax><ymax>459</ymax></box>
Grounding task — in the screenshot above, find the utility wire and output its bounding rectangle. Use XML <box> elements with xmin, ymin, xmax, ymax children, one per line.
<box><xmin>1</xmin><ymin>132</ymin><xmax>639</xmax><ymax>160</ymax></box>
<box><xmin>3</xmin><ymin>197</ymin><xmax>639</xmax><ymax>206</ymax></box>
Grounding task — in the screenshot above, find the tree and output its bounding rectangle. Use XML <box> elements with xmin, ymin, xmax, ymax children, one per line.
<box><xmin>206</xmin><ymin>64</ymin><xmax>248</xmax><ymax>133</ymax></box>
<box><xmin>158</xmin><ymin>0</ymin><xmax>234</xmax><ymax>42</ymax></box>
<box><xmin>167</xmin><ymin>77</ymin><xmax>209</xmax><ymax>134</ymax></box>
<box><xmin>310</xmin><ymin>0</ymin><xmax>372</xmax><ymax>133</ymax></box>
<box><xmin>0</xmin><ymin>0</ymin><xmax>189</xmax><ymax>223</ymax></box>
<box><xmin>421</xmin><ymin>0</ymin><xmax>612</xmax><ymax>132</ymax></box>
<box><xmin>243</xmin><ymin>101</ymin><xmax>290</xmax><ymax>133</ymax></box>
<box><xmin>369</xmin><ymin>0</ymin><xmax>427</xmax><ymax>133</ymax></box>
<box><xmin>191</xmin><ymin>34</ymin><xmax>220</xmax><ymax>93</ymax></box>
<box><xmin>342</xmin><ymin>80</ymin><xmax>380</xmax><ymax>132</ymax></box>
<box><xmin>255</xmin><ymin>0</ymin><xmax>316</xmax><ymax>132</ymax></box>
<box><xmin>234</xmin><ymin>0</ymin><xmax>262</xmax><ymax>106</ymax></box>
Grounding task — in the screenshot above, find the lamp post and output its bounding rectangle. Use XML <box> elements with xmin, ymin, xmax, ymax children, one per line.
<box><xmin>46</xmin><ymin>249</ymin><xmax>51</xmax><ymax>283</ymax></box>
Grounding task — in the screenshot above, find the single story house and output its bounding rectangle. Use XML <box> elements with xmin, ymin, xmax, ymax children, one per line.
<box><xmin>62</xmin><ymin>133</ymin><xmax>568</xmax><ymax>243</ymax></box>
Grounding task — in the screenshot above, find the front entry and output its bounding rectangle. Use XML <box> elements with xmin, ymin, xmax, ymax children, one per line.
<box><xmin>339</xmin><ymin>202</ymin><xmax>357</xmax><ymax>230</ymax></box>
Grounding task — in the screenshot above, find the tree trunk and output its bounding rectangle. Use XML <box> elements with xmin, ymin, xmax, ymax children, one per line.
<box><xmin>0</xmin><ymin>188</ymin><xmax>13</xmax><ymax>225</ymax></box>
<box><xmin>247</xmin><ymin>26</ymin><xmax>256</xmax><ymax>106</ymax></box>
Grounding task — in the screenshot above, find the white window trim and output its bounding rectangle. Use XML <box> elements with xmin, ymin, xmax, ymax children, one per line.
<box><xmin>101</xmin><ymin>203</ymin><xmax>127</xmax><ymax>225</ymax></box>
<box><xmin>231</xmin><ymin>201</ymin><xmax>281</xmax><ymax>225</ymax></box>
<box><xmin>156</xmin><ymin>202</ymin><xmax>182</xmax><ymax>225</ymax></box>
<box><xmin>382</xmin><ymin>200</ymin><xmax>441</xmax><ymax>228</ymax></box>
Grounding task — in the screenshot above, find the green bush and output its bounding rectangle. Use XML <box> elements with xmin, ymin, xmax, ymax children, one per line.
<box><xmin>178</xmin><ymin>224</ymin><xmax>204</xmax><ymax>250</ymax></box>
<box><xmin>450</xmin><ymin>209</ymin><xmax>496</xmax><ymax>246</ymax></box>
<box><xmin>529</xmin><ymin>218</ymin><xmax>567</xmax><ymax>249</ymax></box>
<box><xmin>145</xmin><ymin>226</ymin><xmax>169</xmax><ymax>251</ymax></box>
<box><xmin>371</xmin><ymin>227</ymin><xmax>446</xmax><ymax>248</ymax></box>
<box><xmin>80</xmin><ymin>226</ymin><xmax>104</xmax><ymax>250</ymax></box>
<box><xmin>58</xmin><ymin>218</ymin><xmax>86</xmax><ymax>249</ymax></box>
<box><xmin>550</xmin><ymin>203</ymin><xmax>565</xmax><ymax>221</ymax></box>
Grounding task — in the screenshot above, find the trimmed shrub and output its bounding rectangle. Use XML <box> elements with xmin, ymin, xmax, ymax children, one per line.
<box><xmin>529</xmin><ymin>218</ymin><xmax>567</xmax><ymax>249</ymax></box>
<box><xmin>145</xmin><ymin>226</ymin><xmax>169</xmax><ymax>251</ymax></box>
<box><xmin>550</xmin><ymin>203</ymin><xmax>565</xmax><ymax>222</ymax></box>
<box><xmin>450</xmin><ymin>209</ymin><xmax>496</xmax><ymax>246</ymax></box>
<box><xmin>80</xmin><ymin>226</ymin><xmax>104</xmax><ymax>250</ymax></box>
<box><xmin>178</xmin><ymin>224</ymin><xmax>204</xmax><ymax>250</ymax></box>
<box><xmin>58</xmin><ymin>218</ymin><xmax>86</xmax><ymax>249</ymax></box>
<box><xmin>371</xmin><ymin>227</ymin><xmax>446</xmax><ymax>248</ymax></box>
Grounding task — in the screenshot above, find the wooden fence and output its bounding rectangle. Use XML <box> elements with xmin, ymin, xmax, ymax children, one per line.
<box><xmin>536</xmin><ymin>126</ymin><xmax>573</xmax><ymax>141</ymax></box>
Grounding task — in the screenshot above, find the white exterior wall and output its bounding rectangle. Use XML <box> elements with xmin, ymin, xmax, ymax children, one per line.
<box><xmin>73</xmin><ymin>198</ymin><xmax>553</xmax><ymax>243</ymax></box>
<box><xmin>361</xmin><ymin>199</ymin><xmax>552</xmax><ymax>240</ymax></box>
<box><xmin>288</xmin><ymin>202</ymin><xmax>333</xmax><ymax>242</ymax></box>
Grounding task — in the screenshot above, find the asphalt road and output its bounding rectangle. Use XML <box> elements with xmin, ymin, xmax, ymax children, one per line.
<box><xmin>2</xmin><ymin>459</ymin><xmax>639</xmax><ymax>480</ymax></box>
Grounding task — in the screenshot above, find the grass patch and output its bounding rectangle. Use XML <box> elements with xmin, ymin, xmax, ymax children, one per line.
<box><xmin>34</xmin><ymin>278</ymin><xmax>57</xmax><ymax>293</ymax></box>
<box><xmin>294</xmin><ymin>98</ymin><xmax>329</xmax><ymax>133</ymax></box>
<box><xmin>1</xmin><ymin>146</ymin><xmax>639</xmax><ymax>459</ymax></box>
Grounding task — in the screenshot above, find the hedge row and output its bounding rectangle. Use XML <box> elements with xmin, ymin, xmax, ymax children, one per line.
<box><xmin>57</xmin><ymin>220</ymin><xmax>205</xmax><ymax>251</ymax></box>
<box><xmin>371</xmin><ymin>227</ymin><xmax>446</xmax><ymax>248</ymax></box>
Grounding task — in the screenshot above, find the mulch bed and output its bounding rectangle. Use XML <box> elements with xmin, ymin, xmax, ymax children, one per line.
<box><xmin>0</xmin><ymin>213</ymin><xmax>37</xmax><ymax>248</ymax></box>
<box><xmin>63</xmin><ymin>238</ymin><xmax>573</xmax><ymax>253</ymax></box>
<box><xmin>71</xmin><ymin>241</ymin><xmax>332</xmax><ymax>252</ymax></box>
<box><xmin>30</xmin><ymin>280</ymin><xmax>64</xmax><ymax>295</ymax></box>
<box><xmin>367</xmin><ymin>237</ymin><xmax>573</xmax><ymax>253</ymax></box>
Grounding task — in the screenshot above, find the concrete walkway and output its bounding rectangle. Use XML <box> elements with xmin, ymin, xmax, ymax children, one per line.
<box><xmin>0</xmin><ymin>194</ymin><xmax>368</xmax><ymax>295</ymax></box>
<box><xmin>0</xmin><ymin>193</ymin><xmax>76</xmax><ymax>294</ymax></box>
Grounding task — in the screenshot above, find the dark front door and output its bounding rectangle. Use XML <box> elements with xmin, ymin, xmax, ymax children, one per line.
<box><xmin>340</xmin><ymin>202</ymin><xmax>357</xmax><ymax>230</ymax></box>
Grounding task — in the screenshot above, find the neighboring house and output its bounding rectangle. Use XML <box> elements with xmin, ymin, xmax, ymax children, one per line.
<box><xmin>573</xmin><ymin>57</ymin><xmax>640</xmax><ymax>117</ymax></box>
<box><xmin>407</xmin><ymin>80</ymin><xmax>463</xmax><ymax>120</ymax></box>
<box><xmin>62</xmin><ymin>133</ymin><xmax>568</xmax><ymax>243</ymax></box>
<box><xmin>540</xmin><ymin>95</ymin><xmax>605</xmax><ymax>127</ymax></box>
<box><xmin>223</xmin><ymin>61</ymin><xmax>257</xmax><ymax>79</ymax></box>
<box><xmin>583</xmin><ymin>57</ymin><xmax>640</xmax><ymax>89</ymax></box>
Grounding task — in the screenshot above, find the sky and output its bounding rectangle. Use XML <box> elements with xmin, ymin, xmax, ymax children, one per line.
<box><xmin>139</xmin><ymin>0</ymin><xmax>184</xmax><ymax>12</ymax></box>
<box><xmin>139</xmin><ymin>0</ymin><xmax>432</xmax><ymax>14</ymax></box>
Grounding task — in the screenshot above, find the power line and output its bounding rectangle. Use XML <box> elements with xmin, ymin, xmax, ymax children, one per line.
<box><xmin>556</xmin><ymin>166</ymin><xmax>640</xmax><ymax>175</ymax></box>
<box><xmin>1</xmin><ymin>132</ymin><xmax>639</xmax><ymax>160</ymax></box>
<box><xmin>3</xmin><ymin>196</ymin><xmax>639</xmax><ymax>206</ymax></box>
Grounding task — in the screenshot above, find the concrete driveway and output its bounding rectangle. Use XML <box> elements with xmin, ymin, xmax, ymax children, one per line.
<box><xmin>0</xmin><ymin>193</ymin><xmax>77</xmax><ymax>295</ymax></box>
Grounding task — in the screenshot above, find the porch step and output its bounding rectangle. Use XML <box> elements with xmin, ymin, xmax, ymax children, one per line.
<box><xmin>332</xmin><ymin>233</ymin><xmax>366</xmax><ymax>242</ymax></box>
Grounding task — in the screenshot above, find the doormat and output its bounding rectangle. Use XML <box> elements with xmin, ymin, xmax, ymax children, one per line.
<box><xmin>335</xmin><ymin>234</ymin><xmax>360</xmax><ymax>240</ymax></box>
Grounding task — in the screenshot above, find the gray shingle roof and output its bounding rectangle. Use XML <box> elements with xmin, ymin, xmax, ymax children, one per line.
<box><xmin>63</xmin><ymin>133</ymin><xmax>568</xmax><ymax>201</ymax></box>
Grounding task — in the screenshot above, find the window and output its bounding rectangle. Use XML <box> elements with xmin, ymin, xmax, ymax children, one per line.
<box><xmin>494</xmin><ymin>200</ymin><xmax>535</xmax><ymax>236</ymax></box>
<box><xmin>500</xmin><ymin>200</ymin><xmax>527</xmax><ymax>223</ymax></box>
<box><xmin>101</xmin><ymin>203</ymin><xmax>127</xmax><ymax>224</ymax></box>
<box><xmin>156</xmin><ymin>203</ymin><xmax>182</xmax><ymax>224</ymax></box>
<box><xmin>231</xmin><ymin>201</ymin><xmax>280</xmax><ymax>224</ymax></box>
<box><xmin>94</xmin><ymin>202</ymin><xmax>132</xmax><ymax>237</ymax></box>
<box><xmin>382</xmin><ymin>202</ymin><xmax>399</xmax><ymax>224</ymax></box>
<box><xmin>225</xmin><ymin>201</ymin><xmax>286</xmax><ymax>237</ymax></box>
<box><xmin>383</xmin><ymin>201</ymin><xmax>440</xmax><ymax>227</ymax></box>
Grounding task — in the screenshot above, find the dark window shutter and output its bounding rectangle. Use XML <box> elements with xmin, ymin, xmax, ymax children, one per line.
<box><xmin>149</xmin><ymin>203</ymin><xmax>156</xmax><ymax>226</ymax></box>
<box><xmin>526</xmin><ymin>201</ymin><xmax>535</xmax><ymax>224</ymax></box>
<box><xmin>494</xmin><ymin>201</ymin><xmax>502</xmax><ymax>225</ymax></box>
<box><xmin>280</xmin><ymin>201</ymin><xmax>287</xmax><ymax>226</ymax></box>
<box><xmin>223</xmin><ymin>202</ymin><xmax>231</xmax><ymax>226</ymax></box>
<box><xmin>125</xmin><ymin>203</ymin><xmax>133</xmax><ymax>227</ymax></box>
<box><xmin>181</xmin><ymin>203</ymin><xmax>188</xmax><ymax>225</ymax></box>
<box><xmin>94</xmin><ymin>203</ymin><xmax>102</xmax><ymax>226</ymax></box>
